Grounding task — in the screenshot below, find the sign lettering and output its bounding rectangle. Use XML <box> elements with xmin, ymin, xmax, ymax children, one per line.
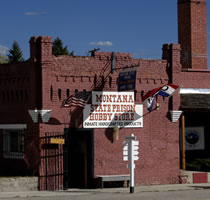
<box><xmin>83</xmin><ymin>92</ymin><xmax>143</xmax><ymax>128</ymax></box>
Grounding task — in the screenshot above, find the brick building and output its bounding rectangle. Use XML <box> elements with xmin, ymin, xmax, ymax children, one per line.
<box><xmin>0</xmin><ymin>0</ymin><xmax>210</xmax><ymax>190</ymax></box>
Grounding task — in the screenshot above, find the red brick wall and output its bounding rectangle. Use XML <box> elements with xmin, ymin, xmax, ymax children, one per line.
<box><xmin>0</xmin><ymin>61</ymin><xmax>41</xmax><ymax>175</ymax></box>
<box><xmin>2</xmin><ymin>32</ymin><xmax>210</xmax><ymax>189</ymax></box>
<box><xmin>178</xmin><ymin>0</ymin><xmax>207</xmax><ymax>69</ymax></box>
<box><xmin>36</xmin><ymin>37</ymin><xmax>181</xmax><ymax>187</ymax></box>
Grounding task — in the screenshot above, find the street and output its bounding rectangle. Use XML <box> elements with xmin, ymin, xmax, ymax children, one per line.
<box><xmin>1</xmin><ymin>184</ymin><xmax>210</xmax><ymax>200</ymax></box>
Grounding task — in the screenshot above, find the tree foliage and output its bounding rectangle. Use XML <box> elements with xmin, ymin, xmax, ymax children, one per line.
<box><xmin>52</xmin><ymin>37</ymin><xmax>74</xmax><ymax>56</ymax></box>
<box><xmin>8</xmin><ymin>41</ymin><xmax>24</xmax><ymax>63</ymax></box>
<box><xmin>0</xmin><ymin>55</ymin><xmax>8</xmax><ymax>64</ymax></box>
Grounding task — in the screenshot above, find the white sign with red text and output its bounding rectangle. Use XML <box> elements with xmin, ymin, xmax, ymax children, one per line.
<box><xmin>83</xmin><ymin>91</ymin><xmax>143</xmax><ymax>128</ymax></box>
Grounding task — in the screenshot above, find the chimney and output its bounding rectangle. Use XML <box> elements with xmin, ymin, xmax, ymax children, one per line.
<box><xmin>178</xmin><ymin>0</ymin><xmax>207</xmax><ymax>69</ymax></box>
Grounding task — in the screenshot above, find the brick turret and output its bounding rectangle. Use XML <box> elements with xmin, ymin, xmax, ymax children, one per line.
<box><xmin>178</xmin><ymin>0</ymin><xmax>207</xmax><ymax>69</ymax></box>
<box><xmin>29</xmin><ymin>36</ymin><xmax>53</xmax><ymax>63</ymax></box>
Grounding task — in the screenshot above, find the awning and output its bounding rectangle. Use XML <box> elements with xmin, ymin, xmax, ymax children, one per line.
<box><xmin>180</xmin><ymin>88</ymin><xmax>210</xmax><ymax>109</ymax></box>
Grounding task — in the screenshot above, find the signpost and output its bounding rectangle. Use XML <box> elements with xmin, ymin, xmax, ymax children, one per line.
<box><xmin>123</xmin><ymin>134</ymin><xmax>139</xmax><ymax>193</ymax></box>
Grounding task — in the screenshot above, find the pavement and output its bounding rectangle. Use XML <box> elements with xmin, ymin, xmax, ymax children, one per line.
<box><xmin>0</xmin><ymin>183</ymin><xmax>210</xmax><ymax>198</ymax></box>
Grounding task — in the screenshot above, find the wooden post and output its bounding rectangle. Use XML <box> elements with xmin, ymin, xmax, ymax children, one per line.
<box><xmin>181</xmin><ymin>114</ymin><xmax>186</xmax><ymax>170</ymax></box>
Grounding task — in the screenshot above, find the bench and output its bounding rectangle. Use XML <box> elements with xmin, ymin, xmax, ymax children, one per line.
<box><xmin>96</xmin><ymin>175</ymin><xmax>130</xmax><ymax>189</ymax></box>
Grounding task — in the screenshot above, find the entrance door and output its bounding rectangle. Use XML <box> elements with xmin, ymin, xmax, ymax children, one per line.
<box><xmin>65</xmin><ymin>128</ymin><xmax>94</xmax><ymax>188</ymax></box>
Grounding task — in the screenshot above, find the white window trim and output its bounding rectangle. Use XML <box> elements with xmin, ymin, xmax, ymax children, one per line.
<box><xmin>0</xmin><ymin>124</ymin><xmax>27</xmax><ymax>129</ymax></box>
<box><xmin>180</xmin><ymin>88</ymin><xmax>210</xmax><ymax>94</ymax></box>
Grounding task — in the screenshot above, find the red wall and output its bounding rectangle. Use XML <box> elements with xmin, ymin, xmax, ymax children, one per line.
<box><xmin>2</xmin><ymin>34</ymin><xmax>210</xmax><ymax>189</ymax></box>
<box><xmin>37</xmin><ymin>38</ymin><xmax>181</xmax><ymax>186</ymax></box>
<box><xmin>0</xmin><ymin>62</ymin><xmax>41</xmax><ymax>175</ymax></box>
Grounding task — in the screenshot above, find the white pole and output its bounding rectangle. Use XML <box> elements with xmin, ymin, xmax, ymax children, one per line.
<box><xmin>130</xmin><ymin>135</ymin><xmax>134</xmax><ymax>193</ymax></box>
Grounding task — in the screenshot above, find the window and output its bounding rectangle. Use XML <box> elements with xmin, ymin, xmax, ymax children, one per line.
<box><xmin>3</xmin><ymin>129</ymin><xmax>24</xmax><ymax>159</ymax></box>
<box><xmin>58</xmin><ymin>89</ymin><xmax>62</xmax><ymax>101</ymax></box>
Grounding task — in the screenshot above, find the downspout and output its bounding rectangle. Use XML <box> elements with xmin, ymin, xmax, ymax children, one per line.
<box><xmin>111</xmin><ymin>52</ymin><xmax>115</xmax><ymax>73</ymax></box>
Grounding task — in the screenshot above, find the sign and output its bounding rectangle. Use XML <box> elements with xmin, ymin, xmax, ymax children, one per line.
<box><xmin>50</xmin><ymin>138</ymin><xmax>65</xmax><ymax>144</ymax></box>
<box><xmin>123</xmin><ymin>137</ymin><xmax>139</xmax><ymax>162</ymax></box>
<box><xmin>118</xmin><ymin>70</ymin><xmax>136</xmax><ymax>91</ymax></box>
<box><xmin>123</xmin><ymin>134</ymin><xmax>139</xmax><ymax>193</ymax></box>
<box><xmin>83</xmin><ymin>91</ymin><xmax>143</xmax><ymax>128</ymax></box>
<box><xmin>123</xmin><ymin>141</ymin><xmax>129</xmax><ymax>161</ymax></box>
<box><xmin>185</xmin><ymin>127</ymin><xmax>204</xmax><ymax>150</ymax></box>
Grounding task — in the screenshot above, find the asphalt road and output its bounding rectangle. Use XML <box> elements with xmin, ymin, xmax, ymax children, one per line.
<box><xmin>0</xmin><ymin>189</ymin><xmax>210</xmax><ymax>200</ymax></box>
<box><xmin>1</xmin><ymin>185</ymin><xmax>210</xmax><ymax>200</ymax></box>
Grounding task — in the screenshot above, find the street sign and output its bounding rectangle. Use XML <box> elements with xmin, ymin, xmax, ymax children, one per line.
<box><xmin>123</xmin><ymin>150</ymin><xmax>128</xmax><ymax>156</ymax></box>
<box><xmin>133</xmin><ymin>146</ymin><xmax>139</xmax><ymax>151</ymax></box>
<box><xmin>118</xmin><ymin>70</ymin><xmax>137</xmax><ymax>91</ymax></box>
<box><xmin>123</xmin><ymin>145</ymin><xmax>128</xmax><ymax>151</ymax></box>
<box><xmin>123</xmin><ymin>141</ymin><xmax>129</xmax><ymax>161</ymax></box>
<box><xmin>123</xmin><ymin>156</ymin><xmax>129</xmax><ymax>161</ymax></box>
<box><xmin>127</xmin><ymin>163</ymin><xmax>136</xmax><ymax>169</ymax></box>
<box><xmin>133</xmin><ymin>140</ymin><xmax>139</xmax><ymax>158</ymax></box>
<box><xmin>133</xmin><ymin>156</ymin><xmax>139</xmax><ymax>160</ymax></box>
<box><xmin>123</xmin><ymin>134</ymin><xmax>139</xmax><ymax>193</ymax></box>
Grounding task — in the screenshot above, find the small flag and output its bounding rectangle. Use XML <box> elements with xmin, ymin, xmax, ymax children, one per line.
<box><xmin>158</xmin><ymin>83</ymin><xmax>179</xmax><ymax>97</ymax></box>
<box><xmin>142</xmin><ymin>87</ymin><xmax>160</xmax><ymax>112</ymax></box>
<box><xmin>143</xmin><ymin>83</ymin><xmax>179</xmax><ymax>112</ymax></box>
<box><xmin>62</xmin><ymin>91</ymin><xmax>90</xmax><ymax>108</ymax></box>
<box><xmin>144</xmin><ymin>96</ymin><xmax>155</xmax><ymax>112</ymax></box>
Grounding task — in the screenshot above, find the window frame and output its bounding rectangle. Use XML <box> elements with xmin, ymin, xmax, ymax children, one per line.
<box><xmin>1</xmin><ymin>124</ymin><xmax>26</xmax><ymax>159</ymax></box>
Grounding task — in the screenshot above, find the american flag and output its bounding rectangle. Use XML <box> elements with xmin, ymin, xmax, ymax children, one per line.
<box><xmin>62</xmin><ymin>91</ymin><xmax>90</xmax><ymax>108</ymax></box>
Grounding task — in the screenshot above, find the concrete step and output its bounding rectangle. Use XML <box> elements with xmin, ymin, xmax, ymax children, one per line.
<box><xmin>180</xmin><ymin>170</ymin><xmax>210</xmax><ymax>184</ymax></box>
<box><xmin>0</xmin><ymin>177</ymin><xmax>38</xmax><ymax>192</ymax></box>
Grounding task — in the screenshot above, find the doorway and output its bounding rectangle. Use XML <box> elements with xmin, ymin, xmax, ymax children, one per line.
<box><xmin>64</xmin><ymin>128</ymin><xmax>94</xmax><ymax>188</ymax></box>
<box><xmin>180</xmin><ymin>111</ymin><xmax>210</xmax><ymax>171</ymax></box>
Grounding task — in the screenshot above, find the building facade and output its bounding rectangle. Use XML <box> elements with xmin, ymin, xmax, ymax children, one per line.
<box><xmin>0</xmin><ymin>0</ymin><xmax>210</xmax><ymax>190</ymax></box>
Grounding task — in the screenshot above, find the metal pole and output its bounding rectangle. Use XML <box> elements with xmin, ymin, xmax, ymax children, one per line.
<box><xmin>181</xmin><ymin>114</ymin><xmax>186</xmax><ymax>170</ymax></box>
<box><xmin>130</xmin><ymin>137</ymin><xmax>134</xmax><ymax>193</ymax></box>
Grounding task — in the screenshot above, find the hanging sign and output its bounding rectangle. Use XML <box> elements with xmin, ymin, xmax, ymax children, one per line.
<box><xmin>83</xmin><ymin>91</ymin><xmax>143</xmax><ymax>128</ymax></box>
<box><xmin>118</xmin><ymin>70</ymin><xmax>136</xmax><ymax>91</ymax></box>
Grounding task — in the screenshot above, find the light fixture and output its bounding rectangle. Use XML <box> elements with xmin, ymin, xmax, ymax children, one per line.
<box><xmin>113</xmin><ymin>126</ymin><xmax>119</xmax><ymax>141</ymax></box>
<box><xmin>169</xmin><ymin>110</ymin><xmax>183</xmax><ymax>122</ymax></box>
<box><xmin>156</xmin><ymin>103</ymin><xmax>160</xmax><ymax>110</ymax></box>
<box><xmin>28</xmin><ymin>109</ymin><xmax>52</xmax><ymax>123</ymax></box>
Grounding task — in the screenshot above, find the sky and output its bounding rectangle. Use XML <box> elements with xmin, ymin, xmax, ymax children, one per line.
<box><xmin>0</xmin><ymin>0</ymin><xmax>210</xmax><ymax>65</ymax></box>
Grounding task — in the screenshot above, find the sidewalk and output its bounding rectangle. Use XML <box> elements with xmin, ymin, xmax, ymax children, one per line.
<box><xmin>0</xmin><ymin>183</ymin><xmax>210</xmax><ymax>199</ymax></box>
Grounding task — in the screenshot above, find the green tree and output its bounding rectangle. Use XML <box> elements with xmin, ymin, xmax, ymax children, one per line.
<box><xmin>0</xmin><ymin>55</ymin><xmax>8</xmax><ymax>64</ymax></box>
<box><xmin>52</xmin><ymin>37</ymin><xmax>74</xmax><ymax>56</ymax></box>
<box><xmin>8</xmin><ymin>41</ymin><xmax>24</xmax><ymax>63</ymax></box>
